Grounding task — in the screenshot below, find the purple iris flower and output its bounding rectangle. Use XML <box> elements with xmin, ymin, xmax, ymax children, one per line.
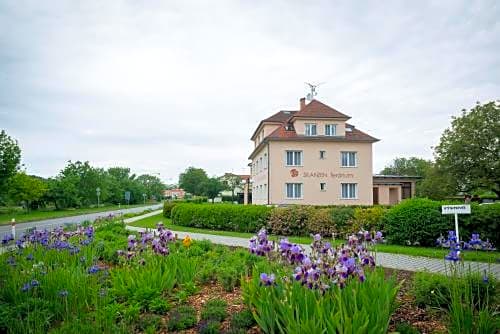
<box><xmin>88</xmin><ymin>265</ymin><xmax>100</xmax><ymax>274</ymax></box>
<box><xmin>26</xmin><ymin>253</ymin><xmax>34</xmax><ymax>261</ymax></box>
<box><xmin>21</xmin><ymin>283</ymin><xmax>31</xmax><ymax>292</ymax></box>
<box><xmin>260</xmin><ymin>273</ymin><xmax>276</xmax><ymax>286</ymax></box>
<box><xmin>59</xmin><ymin>290</ymin><xmax>69</xmax><ymax>297</ymax></box>
<box><xmin>30</xmin><ymin>279</ymin><xmax>40</xmax><ymax>287</ymax></box>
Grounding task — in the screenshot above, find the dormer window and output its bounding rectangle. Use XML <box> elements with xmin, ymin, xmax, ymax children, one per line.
<box><xmin>325</xmin><ymin>124</ymin><xmax>337</xmax><ymax>136</ymax></box>
<box><xmin>305</xmin><ymin>123</ymin><xmax>317</xmax><ymax>136</ymax></box>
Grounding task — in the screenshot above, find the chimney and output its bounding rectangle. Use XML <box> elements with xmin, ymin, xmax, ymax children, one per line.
<box><xmin>300</xmin><ymin>97</ymin><xmax>306</xmax><ymax>110</ymax></box>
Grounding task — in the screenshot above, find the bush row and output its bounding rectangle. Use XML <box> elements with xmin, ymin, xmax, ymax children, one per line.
<box><xmin>171</xmin><ymin>203</ymin><xmax>271</xmax><ymax>233</ymax></box>
<box><xmin>170</xmin><ymin>199</ymin><xmax>500</xmax><ymax>246</ymax></box>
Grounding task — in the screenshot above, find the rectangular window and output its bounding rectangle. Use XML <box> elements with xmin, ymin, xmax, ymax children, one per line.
<box><xmin>305</xmin><ymin>123</ymin><xmax>317</xmax><ymax>136</ymax></box>
<box><xmin>286</xmin><ymin>150</ymin><xmax>302</xmax><ymax>166</ymax></box>
<box><xmin>286</xmin><ymin>183</ymin><xmax>303</xmax><ymax>199</ymax></box>
<box><xmin>341</xmin><ymin>151</ymin><xmax>357</xmax><ymax>167</ymax></box>
<box><xmin>264</xmin><ymin>154</ymin><xmax>268</xmax><ymax>169</ymax></box>
<box><xmin>341</xmin><ymin>183</ymin><xmax>357</xmax><ymax>199</ymax></box>
<box><xmin>320</xmin><ymin>183</ymin><xmax>326</xmax><ymax>191</ymax></box>
<box><xmin>259</xmin><ymin>157</ymin><xmax>263</xmax><ymax>172</ymax></box>
<box><xmin>319</xmin><ymin>150</ymin><xmax>326</xmax><ymax>159</ymax></box>
<box><xmin>325</xmin><ymin>124</ymin><xmax>337</xmax><ymax>136</ymax></box>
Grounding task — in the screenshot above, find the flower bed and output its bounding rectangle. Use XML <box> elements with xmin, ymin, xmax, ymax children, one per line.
<box><xmin>1</xmin><ymin>217</ymin><xmax>497</xmax><ymax>333</ymax></box>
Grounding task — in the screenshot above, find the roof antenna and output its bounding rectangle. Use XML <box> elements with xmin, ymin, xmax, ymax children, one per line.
<box><xmin>305</xmin><ymin>82</ymin><xmax>324</xmax><ymax>101</ymax></box>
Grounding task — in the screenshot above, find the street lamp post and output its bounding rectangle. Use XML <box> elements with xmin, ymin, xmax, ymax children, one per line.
<box><xmin>96</xmin><ymin>187</ymin><xmax>101</xmax><ymax>208</ymax></box>
<box><xmin>142</xmin><ymin>193</ymin><xmax>146</xmax><ymax>205</ymax></box>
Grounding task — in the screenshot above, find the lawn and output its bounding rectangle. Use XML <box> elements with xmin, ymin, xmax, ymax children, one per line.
<box><xmin>0</xmin><ymin>203</ymin><xmax>159</xmax><ymax>225</ymax></box>
<box><xmin>129</xmin><ymin>213</ymin><xmax>500</xmax><ymax>263</ymax></box>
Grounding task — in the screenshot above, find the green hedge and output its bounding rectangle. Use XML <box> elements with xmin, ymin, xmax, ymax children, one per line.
<box><xmin>171</xmin><ymin>203</ymin><xmax>272</xmax><ymax>233</ymax></box>
<box><xmin>169</xmin><ymin>199</ymin><xmax>499</xmax><ymax>247</ymax></box>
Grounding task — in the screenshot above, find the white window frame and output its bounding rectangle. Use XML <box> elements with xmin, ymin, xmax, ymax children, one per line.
<box><xmin>285</xmin><ymin>150</ymin><xmax>303</xmax><ymax>166</ymax></box>
<box><xmin>319</xmin><ymin>150</ymin><xmax>326</xmax><ymax>159</ymax></box>
<box><xmin>305</xmin><ymin>123</ymin><xmax>317</xmax><ymax>136</ymax></box>
<box><xmin>285</xmin><ymin>183</ymin><xmax>303</xmax><ymax>199</ymax></box>
<box><xmin>325</xmin><ymin>124</ymin><xmax>337</xmax><ymax>136</ymax></box>
<box><xmin>264</xmin><ymin>153</ymin><xmax>268</xmax><ymax>169</ymax></box>
<box><xmin>341</xmin><ymin>183</ymin><xmax>358</xmax><ymax>199</ymax></box>
<box><xmin>320</xmin><ymin>183</ymin><xmax>327</xmax><ymax>191</ymax></box>
<box><xmin>341</xmin><ymin>151</ymin><xmax>357</xmax><ymax>167</ymax></box>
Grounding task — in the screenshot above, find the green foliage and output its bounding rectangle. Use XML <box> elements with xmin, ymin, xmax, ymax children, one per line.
<box><xmin>167</xmin><ymin>305</ymin><xmax>197</xmax><ymax>331</ymax></box>
<box><xmin>220</xmin><ymin>173</ymin><xmax>243</xmax><ymax>202</ymax></box>
<box><xmin>395</xmin><ymin>322</ymin><xmax>421</xmax><ymax>334</ymax></box>
<box><xmin>163</xmin><ymin>201</ymin><xmax>177</xmax><ymax>218</ymax></box>
<box><xmin>198</xmin><ymin>321</ymin><xmax>221</xmax><ymax>334</ymax></box>
<box><xmin>305</xmin><ymin>208</ymin><xmax>335</xmax><ymax>236</ymax></box>
<box><xmin>412</xmin><ymin>271</ymin><xmax>497</xmax><ymax>309</ymax></box>
<box><xmin>230</xmin><ymin>308</ymin><xmax>256</xmax><ymax>331</ymax></box>
<box><xmin>179</xmin><ymin>166</ymin><xmax>209</xmax><ymax>196</ymax></box>
<box><xmin>329</xmin><ymin>206</ymin><xmax>355</xmax><ymax>236</ymax></box>
<box><xmin>383</xmin><ymin>198</ymin><xmax>449</xmax><ymax>246</ymax></box>
<box><xmin>434</xmin><ymin>101</ymin><xmax>500</xmax><ymax>198</ymax></box>
<box><xmin>351</xmin><ymin>206</ymin><xmax>386</xmax><ymax>233</ymax></box>
<box><xmin>137</xmin><ymin>314</ymin><xmax>162</xmax><ymax>332</ymax></box>
<box><xmin>6</xmin><ymin>172</ymin><xmax>48</xmax><ymax>210</ymax></box>
<box><xmin>460</xmin><ymin>203</ymin><xmax>500</xmax><ymax>246</ymax></box>
<box><xmin>171</xmin><ymin>203</ymin><xmax>271</xmax><ymax>233</ymax></box>
<box><xmin>242</xmin><ymin>266</ymin><xmax>399</xmax><ymax>334</ymax></box>
<box><xmin>267</xmin><ymin>206</ymin><xmax>312</xmax><ymax>236</ymax></box>
<box><xmin>0</xmin><ymin>130</ymin><xmax>21</xmax><ymax>198</ymax></box>
<box><xmin>201</xmin><ymin>299</ymin><xmax>228</xmax><ymax>322</ymax></box>
<box><xmin>204</xmin><ymin>177</ymin><xmax>226</xmax><ymax>201</ymax></box>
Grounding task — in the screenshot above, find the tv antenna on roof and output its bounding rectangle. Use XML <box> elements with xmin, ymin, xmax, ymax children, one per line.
<box><xmin>305</xmin><ymin>82</ymin><xmax>324</xmax><ymax>101</ymax></box>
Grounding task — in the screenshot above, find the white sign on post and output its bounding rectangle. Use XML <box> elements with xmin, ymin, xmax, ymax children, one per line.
<box><xmin>441</xmin><ymin>204</ymin><xmax>471</xmax><ymax>248</ymax></box>
<box><xmin>442</xmin><ymin>205</ymin><xmax>471</xmax><ymax>215</ymax></box>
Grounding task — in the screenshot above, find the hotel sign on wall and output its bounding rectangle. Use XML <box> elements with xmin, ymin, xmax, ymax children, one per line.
<box><xmin>290</xmin><ymin>169</ymin><xmax>354</xmax><ymax>179</ymax></box>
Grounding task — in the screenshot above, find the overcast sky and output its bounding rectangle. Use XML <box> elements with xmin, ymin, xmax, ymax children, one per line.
<box><xmin>1</xmin><ymin>1</ymin><xmax>499</xmax><ymax>183</ymax></box>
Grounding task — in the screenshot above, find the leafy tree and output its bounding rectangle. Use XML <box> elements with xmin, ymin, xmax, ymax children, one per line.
<box><xmin>203</xmin><ymin>177</ymin><xmax>225</xmax><ymax>203</ymax></box>
<box><xmin>380</xmin><ymin>157</ymin><xmax>457</xmax><ymax>199</ymax></box>
<box><xmin>7</xmin><ymin>172</ymin><xmax>47</xmax><ymax>211</ymax></box>
<box><xmin>220</xmin><ymin>173</ymin><xmax>241</xmax><ymax>202</ymax></box>
<box><xmin>380</xmin><ymin>157</ymin><xmax>432</xmax><ymax>177</ymax></box>
<box><xmin>137</xmin><ymin>174</ymin><xmax>165</xmax><ymax>201</ymax></box>
<box><xmin>0</xmin><ymin>130</ymin><xmax>21</xmax><ymax>199</ymax></box>
<box><xmin>58</xmin><ymin>161</ymin><xmax>109</xmax><ymax>206</ymax></box>
<box><xmin>179</xmin><ymin>167</ymin><xmax>209</xmax><ymax>196</ymax></box>
<box><xmin>434</xmin><ymin>101</ymin><xmax>500</xmax><ymax>198</ymax></box>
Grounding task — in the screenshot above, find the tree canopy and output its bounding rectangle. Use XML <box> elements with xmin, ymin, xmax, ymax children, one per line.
<box><xmin>179</xmin><ymin>167</ymin><xmax>209</xmax><ymax>196</ymax></box>
<box><xmin>7</xmin><ymin>172</ymin><xmax>47</xmax><ymax>211</ymax></box>
<box><xmin>434</xmin><ymin>101</ymin><xmax>500</xmax><ymax>198</ymax></box>
<box><xmin>0</xmin><ymin>130</ymin><xmax>21</xmax><ymax>198</ymax></box>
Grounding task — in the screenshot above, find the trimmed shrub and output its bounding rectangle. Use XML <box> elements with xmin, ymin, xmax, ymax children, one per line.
<box><xmin>163</xmin><ymin>201</ymin><xmax>177</xmax><ymax>218</ymax></box>
<box><xmin>383</xmin><ymin>198</ymin><xmax>449</xmax><ymax>246</ymax></box>
<box><xmin>267</xmin><ymin>206</ymin><xmax>313</xmax><ymax>236</ymax></box>
<box><xmin>460</xmin><ymin>203</ymin><xmax>500</xmax><ymax>246</ymax></box>
<box><xmin>329</xmin><ymin>206</ymin><xmax>355</xmax><ymax>238</ymax></box>
<box><xmin>305</xmin><ymin>208</ymin><xmax>336</xmax><ymax>236</ymax></box>
<box><xmin>351</xmin><ymin>206</ymin><xmax>387</xmax><ymax>233</ymax></box>
<box><xmin>171</xmin><ymin>203</ymin><xmax>271</xmax><ymax>233</ymax></box>
<box><xmin>201</xmin><ymin>299</ymin><xmax>227</xmax><ymax>322</ymax></box>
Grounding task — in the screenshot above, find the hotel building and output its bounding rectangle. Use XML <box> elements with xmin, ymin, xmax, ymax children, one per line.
<box><xmin>249</xmin><ymin>98</ymin><xmax>417</xmax><ymax>206</ymax></box>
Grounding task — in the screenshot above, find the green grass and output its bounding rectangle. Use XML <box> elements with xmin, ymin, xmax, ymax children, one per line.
<box><xmin>130</xmin><ymin>213</ymin><xmax>500</xmax><ymax>263</ymax></box>
<box><xmin>0</xmin><ymin>203</ymin><xmax>160</xmax><ymax>225</ymax></box>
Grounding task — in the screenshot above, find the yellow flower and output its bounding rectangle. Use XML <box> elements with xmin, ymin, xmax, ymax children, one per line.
<box><xmin>183</xmin><ymin>235</ymin><xmax>192</xmax><ymax>248</ymax></box>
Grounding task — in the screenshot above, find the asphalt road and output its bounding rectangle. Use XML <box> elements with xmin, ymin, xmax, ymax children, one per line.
<box><xmin>0</xmin><ymin>204</ymin><xmax>162</xmax><ymax>238</ymax></box>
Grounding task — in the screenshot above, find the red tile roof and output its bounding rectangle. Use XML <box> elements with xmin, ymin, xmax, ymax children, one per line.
<box><xmin>248</xmin><ymin>99</ymin><xmax>378</xmax><ymax>159</ymax></box>
<box><xmin>292</xmin><ymin>99</ymin><xmax>350</xmax><ymax>119</ymax></box>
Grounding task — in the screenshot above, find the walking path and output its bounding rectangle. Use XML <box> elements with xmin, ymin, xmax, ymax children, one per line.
<box><xmin>125</xmin><ymin>223</ymin><xmax>500</xmax><ymax>279</ymax></box>
<box><xmin>0</xmin><ymin>204</ymin><xmax>162</xmax><ymax>238</ymax></box>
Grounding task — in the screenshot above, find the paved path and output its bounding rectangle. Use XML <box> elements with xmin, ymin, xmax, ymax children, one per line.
<box><xmin>125</xmin><ymin>224</ymin><xmax>500</xmax><ymax>279</ymax></box>
<box><xmin>0</xmin><ymin>204</ymin><xmax>162</xmax><ymax>238</ymax></box>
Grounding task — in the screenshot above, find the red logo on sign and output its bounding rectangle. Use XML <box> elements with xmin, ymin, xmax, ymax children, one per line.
<box><xmin>290</xmin><ymin>169</ymin><xmax>299</xmax><ymax>177</ymax></box>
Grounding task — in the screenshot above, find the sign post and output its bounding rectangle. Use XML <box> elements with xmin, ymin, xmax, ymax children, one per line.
<box><xmin>124</xmin><ymin>191</ymin><xmax>131</xmax><ymax>206</ymax></box>
<box><xmin>96</xmin><ymin>187</ymin><xmax>101</xmax><ymax>208</ymax></box>
<box><xmin>441</xmin><ymin>204</ymin><xmax>471</xmax><ymax>245</ymax></box>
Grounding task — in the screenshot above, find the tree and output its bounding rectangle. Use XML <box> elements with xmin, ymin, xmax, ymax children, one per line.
<box><xmin>380</xmin><ymin>157</ymin><xmax>457</xmax><ymax>199</ymax></box>
<box><xmin>203</xmin><ymin>177</ymin><xmax>225</xmax><ymax>203</ymax></box>
<box><xmin>434</xmin><ymin>101</ymin><xmax>500</xmax><ymax>198</ymax></box>
<box><xmin>7</xmin><ymin>172</ymin><xmax>47</xmax><ymax>211</ymax></box>
<box><xmin>380</xmin><ymin>157</ymin><xmax>432</xmax><ymax>177</ymax></box>
<box><xmin>137</xmin><ymin>174</ymin><xmax>165</xmax><ymax>201</ymax></box>
<box><xmin>179</xmin><ymin>167</ymin><xmax>209</xmax><ymax>195</ymax></box>
<box><xmin>220</xmin><ymin>173</ymin><xmax>241</xmax><ymax>202</ymax></box>
<box><xmin>0</xmin><ymin>130</ymin><xmax>21</xmax><ymax>199</ymax></box>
